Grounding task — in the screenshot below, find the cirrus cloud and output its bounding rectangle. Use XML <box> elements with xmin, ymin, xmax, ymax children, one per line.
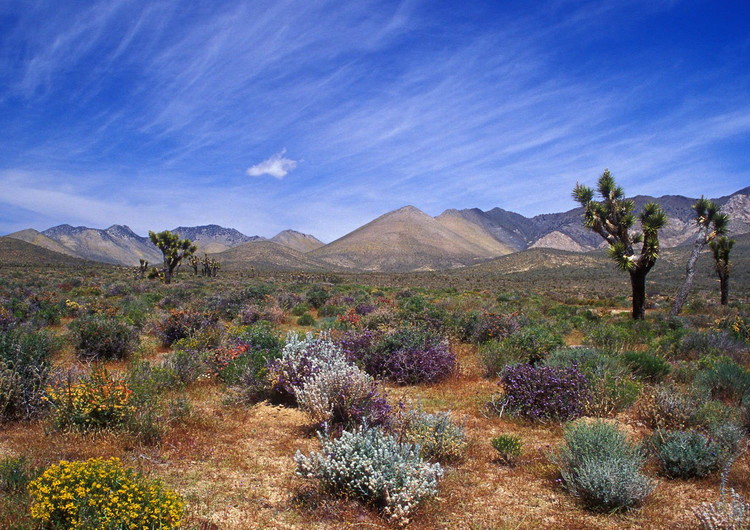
<box><xmin>246</xmin><ymin>149</ymin><xmax>299</xmax><ymax>179</ymax></box>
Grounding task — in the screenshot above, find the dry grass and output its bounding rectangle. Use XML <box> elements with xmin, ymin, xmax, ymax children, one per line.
<box><xmin>3</xmin><ymin>337</ymin><xmax>747</xmax><ymax>530</ymax></box>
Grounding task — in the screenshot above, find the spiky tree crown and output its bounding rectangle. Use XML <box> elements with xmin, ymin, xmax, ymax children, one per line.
<box><xmin>148</xmin><ymin>230</ymin><xmax>197</xmax><ymax>265</ymax></box>
<box><xmin>693</xmin><ymin>196</ymin><xmax>729</xmax><ymax>238</ymax></box>
<box><xmin>709</xmin><ymin>236</ymin><xmax>734</xmax><ymax>271</ymax></box>
<box><xmin>573</xmin><ymin>169</ymin><xmax>666</xmax><ymax>272</ymax></box>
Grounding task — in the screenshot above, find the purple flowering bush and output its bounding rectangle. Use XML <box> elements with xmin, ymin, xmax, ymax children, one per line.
<box><xmin>497</xmin><ymin>364</ymin><xmax>589</xmax><ymax>422</ymax></box>
<box><xmin>346</xmin><ymin>327</ymin><xmax>456</xmax><ymax>385</ymax></box>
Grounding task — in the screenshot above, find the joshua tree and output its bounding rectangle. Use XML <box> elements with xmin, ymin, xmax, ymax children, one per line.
<box><xmin>710</xmin><ymin>236</ymin><xmax>734</xmax><ymax>306</ymax></box>
<box><xmin>187</xmin><ymin>255</ymin><xmax>200</xmax><ymax>276</ymax></box>
<box><xmin>148</xmin><ymin>230</ymin><xmax>196</xmax><ymax>284</ymax></box>
<box><xmin>135</xmin><ymin>259</ymin><xmax>149</xmax><ymax>279</ymax></box>
<box><xmin>573</xmin><ymin>169</ymin><xmax>667</xmax><ymax>319</ymax></box>
<box><xmin>669</xmin><ymin>198</ymin><xmax>729</xmax><ymax>316</ymax></box>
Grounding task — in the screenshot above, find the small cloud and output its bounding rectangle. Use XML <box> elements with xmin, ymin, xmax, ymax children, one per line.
<box><xmin>246</xmin><ymin>149</ymin><xmax>298</xmax><ymax>179</ymax></box>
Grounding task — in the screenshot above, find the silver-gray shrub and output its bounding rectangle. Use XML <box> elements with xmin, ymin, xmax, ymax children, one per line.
<box><xmin>552</xmin><ymin>420</ymin><xmax>654</xmax><ymax>512</ymax></box>
<box><xmin>294</xmin><ymin>425</ymin><xmax>443</xmax><ymax>526</ymax></box>
<box><xmin>295</xmin><ymin>354</ymin><xmax>390</xmax><ymax>428</ymax></box>
<box><xmin>400</xmin><ymin>408</ymin><xmax>467</xmax><ymax>462</ymax></box>
<box><xmin>271</xmin><ymin>331</ymin><xmax>349</xmax><ymax>401</ymax></box>
<box><xmin>693</xmin><ymin>455</ymin><xmax>750</xmax><ymax>529</ymax></box>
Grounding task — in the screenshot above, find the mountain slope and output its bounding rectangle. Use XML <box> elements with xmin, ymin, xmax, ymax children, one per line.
<box><xmin>5</xmin><ymin>229</ymin><xmax>80</xmax><ymax>258</ymax></box>
<box><xmin>213</xmin><ymin>240</ymin><xmax>339</xmax><ymax>272</ymax></box>
<box><xmin>270</xmin><ymin>230</ymin><xmax>325</xmax><ymax>253</ymax></box>
<box><xmin>311</xmin><ymin>205</ymin><xmax>505</xmax><ymax>272</ymax></box>
<box><xmin>173</xmin><ymin>225</ymin><xmax>263</xmax><ymax>254</ymax></box>
<box><xmin>0</xmin><ymin>237</ymin><xmax>99</xmax><ymax>267</ymax></box>
<box><xmin>42</xmin><ymin>224</ymin><xmax>162</xmax><ymax>266</ymax></box>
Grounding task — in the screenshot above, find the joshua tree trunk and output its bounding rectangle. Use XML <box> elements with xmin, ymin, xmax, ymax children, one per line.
<box><xmin>630</xmin><ymin>269</ymin><xmax>647</xmax><ymax>320</ymax></box>
<box><xmin>719</xmin><ymin>274</ymin><xmax>729</xmax><ymax>305</ymax></box>
<box><xmin>670</xmin><ymin>236</ymin><xmax>705</xmax><ymax>317</ymax></box>
<box><xmin>163</xmin><ymin>264</ymin><xmax>173</xmax><ymax>284</ymax></box>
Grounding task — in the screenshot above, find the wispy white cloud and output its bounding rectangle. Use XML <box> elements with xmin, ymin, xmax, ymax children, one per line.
<box><xmin>246</xmin><ymin>149</ymin><xmax>299</xmax><ymax>179</ymax></box>
<box><xmin>0</xmin><ymin>0</ymin><xmax>748</xmax><ymax>241</ymax></box>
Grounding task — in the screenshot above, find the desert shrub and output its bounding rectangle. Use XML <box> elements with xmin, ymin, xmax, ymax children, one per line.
<box><xmin>68</xmin><ymin>314</ymin><xmax>137</xmax><ymax>360</ymax></box>
<box><xmin>495</xmin><ymin>364</ymin><xmax>588</xmax><ymax>422</ymax></box>
<box><xmin>400</xmin><ymin>409</ymin><xmax>467</xmax><ymax>462</ymax></box>
<box><xmin>295</xmin><ymin>425</ymin><xmax>443</xmax><ymax>526</ymax></box>
<box><xmin>306</xmin><ymin>286</ymin><xmax>330</xmax><ymax>309</ymax></box>
<box><xmin>276</xmin><ymin>291</ymin><xmax>305</xmax><ymax>310</ymax></box>
<box><xmin>499</xmin><ymin>324</ymin><xmax>564</xmax><ymax>364</ymax></box>
<box><xmin>28</xmin><ymin>457</ymin><xmax>184</xmax><ymax>529</ymax></box>
<box><xmin>674</xmin><ymin>331</ymin><xmax>749</xmax><ymax>362</ymax></box>
<box><xmin>364</xmin><ymin>327</ymin><xmax>456</xmax><ymax>385</ymax></box>
<box><xmin>295</xmin><ymin>355</ymin><xmax>391</xmax><ymax>428</ymax></box>
<box><xmin>651</xmin><ymin>430</ymin><xmax>726</xmax><ymax>479</ymax></box>
<box><xmin>0</xmin><ymin>305</ymin><xmax>18</xmax><ymax>331</ymax></box>
<box><xmin>622</xmin><ymin>351</ymin><xmax>671</xmax><ymax>382</ymax></box>
<box><xmin>479</xmin><ymin>338</ymin><xmax>531</xmax><ymax>377</ymax></box>
<box><xmin>552</xmin><ymin>420</ymin><xmax>653</xmax><ymax>512</ymax></box>
<box><xmin>162</xmin><ymin>348</ymin><xmax>206</xmax><ymax>384</ymax></box>
<box><xmin>319</xmin><ymin>304</ymin><xmax>345</xmax><ymax>318</ymax></box>
<box><xmin>153</xmin><ymin>309</ymin><xmax>217</xmax><ymax>346</ymax></box>
<box><xmin>693</xmin><ymin>456</ymin><xmax>750</xmax><ymax>529</ymax></box>
<box><xmin>491</xmin><ymin>434</ymin><xmax>523</xmax><ymax>465</ymax></box>
<box><xmin>470</xmin><ymin>311</ymin><xmax>524</xmax><ymax>344</ymax></box>
<box><xmin>44</xmin><ymin>367</ymin><xmax>135</xmax><ymax>430</ymax></box>
<box><xmin>297</xmin><ymin>313</ymin><xmax>316</xmax><ymax>326</ymax></box>
<box><xmin>637</xmin><ymin>386</ymin><xmax>704</xmax><ymax>430</ymax></box>
<box><xmin>545</xmin><ymin>348</ymin><xmax>641</xmax><ymax>416</ymax></box>
<box><xmin>270</xmin><ymin>332</ymin><xmax>349</xmax><ymax>402</ymax></box>
<box><xmin>291</xmin><ymin>303</ymin><xmax>310</xmax><ymax>316</ymax></box>
<box><xmin>584</xmin><ymin>322</ymin><xmax>638</xmax><ymax>353</ymax></box>
<box><xmin>224</xmin><ymin>322</ymin><xmax>284</xmax><ymax>386</ymax></box>
<box><xmin>697</xmin><ymin>359</ymin><xmax>750</xmax><ymax>402</ymax></box>
<box><xmin>0</xmin><ymin>456</ymin><xmax>35</xmax><ymax>493</ymax></box>
<box><xmin>0</xmin><ymin>329</ymin><xmax>57</xmax><ymax>420</ymax></box>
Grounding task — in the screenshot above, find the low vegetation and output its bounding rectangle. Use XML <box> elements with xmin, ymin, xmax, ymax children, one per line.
<box><xmin>0</xmin><ymin>257</ymin><xmax>748</xmax><ymax>528</ymax></box>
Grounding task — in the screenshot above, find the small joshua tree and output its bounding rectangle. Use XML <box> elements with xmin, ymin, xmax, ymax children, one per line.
<box><xmin>573</xmin><ymin>170</ymin><xmax>667</xmax><ymax>319</ymax></box>
<box><xmin>187</xmin><ymin>255</ymin><xmax>199</xmax><ymax>276</ymax></box>
<box><xmin>148</xmin><ymin>230</ymin><xmax>196</xmax><ymax>285</ymax></box>
<box><xmin>710</xmin><ymin>236</ymin><xmax>734</xmax><ymax>306</ymax></box>
<box><xmin>134</xmin><ymin>259</ymin><xmax>149</xmax><ymax>279</ymax></box>
<box><xmin>670</xmin><ymin>197</ymin><xmax>729</xmax><ymax>316</ymax></box>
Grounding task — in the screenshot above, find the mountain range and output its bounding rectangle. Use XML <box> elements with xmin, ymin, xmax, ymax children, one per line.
<box><xmin>2</xmin><ymin>187</ymin><xmax>748</xmax><ymax>272</ymax></box>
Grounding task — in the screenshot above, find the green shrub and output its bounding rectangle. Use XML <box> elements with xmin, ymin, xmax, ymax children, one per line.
<box><xmin>294</xmin><ymin>425</ymin><xmax>443</xmax><ymax>526</ymax></box>
<box><xmin>651</xmin><ymin>430</ymin><xmax>725</xmax><ymax>479</ymax></box>
<box><xmin>0</xmin><ymin>330</ymin><xmax>57</xmax><ymax>420</ymax></box>
<box><xmin>491</xmin><ymin>434</ymin><xmax>523</xmax><ymax>465</ymax></box>
<box><xmin>297</xmin><ymin>313</ymin><xmax>316</xmax><ymax>326</ymax></box>
<box><xmin>291</xmin><ymin>303</ymin><xmax>310</xmax><ymax>316</ymax></box>
<box><xmin>552</xmin><ymin>420</ymin><xmax>653</xmax><ymax>512</ymax></box>
<box><xmin>0</xmin><ymin>456</ymin><xmax>35</xmax><ymax>493</ymax></box>
<box><xmin>622</xmin><ymin>351</ymin><xmax>671</xmax><ymax>382</ymax></box>
<box><xmin>545</xmin><ymin>348</ymin><xmax>641</xmax><ymax>416</ymax></box>
<box><xmin>401</xmin><ymin>409</ymin><xmax>467</xmax><ymax>462</ymax></box>
<box><xmin>501</xmin><ymin>324</ymin><xmax>564</xmax><ymax>364</ymax></box>
<box><xmin>305</xmin><ymin>286</ymin><xmax>330</xmax><ymax>309</ymax></box>
<box><xmin>584</xmin><ymin>323</ymin><xmax>637</xmax><ymax>353</ymax></box>
<box><xmin>479</xmin><ymin>339</ymin><xmax>528</xmax><ymax>377</ymax></box>
<box><xmin>69</xmin><ymin>315</ymin><xmax>138</xmax><ymax>360</ymax></box>
<box><xmin>698</xmin><ymin>359</ymin><xmax>750</xmax><ymax>402</ymax></box>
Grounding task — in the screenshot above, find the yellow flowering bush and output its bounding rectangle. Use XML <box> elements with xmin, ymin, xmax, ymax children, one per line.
<box><xmin>44</xmin><ymin>368</ymin><xmax>136</xmax><ymax>430</ymax></box>
<box><xmin>28</xmin><ymin>457</ymin><xmax>184</xmax><ymax>529</ymax></box>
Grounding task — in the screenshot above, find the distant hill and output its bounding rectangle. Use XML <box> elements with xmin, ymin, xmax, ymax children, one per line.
<box><xmin>0</xmin><ymin>237</ymin><xmax>99</xmax><ymax>267</ymax></box>
<box><xmin>310</xmin><ymin>205</ymin><xmax>509</xmax><ymax>272</ymax></box>
<box><xmin>213</xmin><ymin>240</ymin><xmax>340</xmax><ymax>272</ymax></box>
<box><xmin>5</xmin><ymin>228</ymin><xmax>80</xmax><ymax>258</ymax></box>
<box><xmin>5</xmin><ymin>186</ymin><xmax>747</xmax><ymax>272</ymax></box>
<box><xmin>41</xmin><ymin>224</ymin><xmax>162</xmax><ymax>266</ymax></box>
<box><xmin>173</xmin><ymin>225</ymin><xmax>264</xmax><ymax>254</ymax></box>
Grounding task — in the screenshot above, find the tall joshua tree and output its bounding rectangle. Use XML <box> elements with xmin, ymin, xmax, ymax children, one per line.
<box><xmin>148</xmin><ymin>230</ymin><xmax>196</xmax><ymax>285</ymax></box>
<box><xmin>669</xmin><ymin>198</ymin><xmax>729</xmax><ymax>316</ymax></box>
<box><xmin>573</xmin><ymin>169</ymin><xmax>667</xmax><ymax>320</ymax></box>
<box><xmin>709</xmin><ymin>236</ymin><xmax>734</xmax><ymax>306</ymax></box>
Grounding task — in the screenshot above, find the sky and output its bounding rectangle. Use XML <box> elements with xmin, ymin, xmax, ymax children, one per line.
<box><xmin>1</xmin><ymin>0</ymin><xmax>749</xmax><ymax>242</ymax></box>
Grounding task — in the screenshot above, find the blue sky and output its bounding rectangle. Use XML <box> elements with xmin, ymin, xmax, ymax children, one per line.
<box><xmin>1</xmin><ymin>0</ymin><xmax>748</xmax><ymax>242</ymax></box>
